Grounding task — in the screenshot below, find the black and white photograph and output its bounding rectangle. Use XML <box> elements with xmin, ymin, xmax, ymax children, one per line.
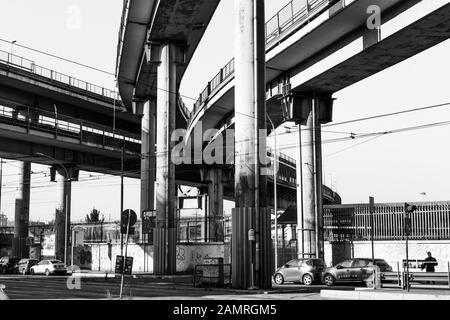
<box><xmin>0</xmin><ymin>0</ymin><xmax>449</xmax><ymax>314</ymax></box>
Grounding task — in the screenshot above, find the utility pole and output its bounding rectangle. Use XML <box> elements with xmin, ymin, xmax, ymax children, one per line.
<box><xmin>369</xmin><ymin>196</ymin><xmax>375</xmax><ymax>265</ymax></box>
<box><xmin>120</xmin><ymin>145</ymin><xmax>124</xmax><ymax>256</ymax></box>
<box><xmin>0</xmin><ymin>158</ymin><xmax>3</xmax><ymax>220</ymax></box>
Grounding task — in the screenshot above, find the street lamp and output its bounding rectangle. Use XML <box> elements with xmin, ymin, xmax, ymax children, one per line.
<box><xmin>267</xmin><ymin>114</ymin><xmax>278</xmax><ymax>271</ymax></box>
<box><xmin>10</xmin><ymin>40</ymin><xmax>17</xmax><ymax>63</ymax></box>
<box><xmin>35</xmin><ymin>152</ymin><xmax>71</xmax><ymax>264</ymax></box>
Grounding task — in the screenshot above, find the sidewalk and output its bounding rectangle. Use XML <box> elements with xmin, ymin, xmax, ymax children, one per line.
<box><xmin>321</xmin><ymin>287</ymin><xmax>450</xmax><ymax>300</ymax></box>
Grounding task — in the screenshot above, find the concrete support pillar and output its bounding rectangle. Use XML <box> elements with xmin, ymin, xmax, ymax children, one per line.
<box><xmin>296</xmin><ymin>96</ymin><xmax>331</xmax><ymax>260</ymax></box>
<box><xmin>232</xmin><ymin>0</ymin><xmax>271</xmax><ymax>289</ymax></box>
<box><xmin>206</xmin><ymin>168</ymin><xmax>224</xmax><ymax>242</ymax></box>
<box><xmin>54</xmin><ymin>168</ymin><xmax>72</xmax><ymax>263</ymax></box>
<box><xmin>299</xmin><ymin>107</ymin><xmax>317</xmax><ymax>258</ymax></box>
<box><xmin>154</xmin><ymin>43</ymin><xmax>177</xmax><ymax>275</ymax></box>
<box><xmin>140</xmin><ymin>100</ymin><xmax>156</xmax><ymax>241</ymax></box>
<box><xmin>12</xmin><ymin>161</ymin><xmax>31</xmax><ymax>259</ymax></box>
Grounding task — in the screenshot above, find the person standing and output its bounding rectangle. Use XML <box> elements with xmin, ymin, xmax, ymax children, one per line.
<box><xmin>421</xmin><ymin>252</ymin><xmax>438</xmax><ymax>272</ymax></box>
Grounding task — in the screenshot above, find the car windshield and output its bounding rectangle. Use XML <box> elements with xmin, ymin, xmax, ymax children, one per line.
<box><xmin>51</xmin><ymin>260</ymin><xmax>63</xmax><ymax>264</ymax></box>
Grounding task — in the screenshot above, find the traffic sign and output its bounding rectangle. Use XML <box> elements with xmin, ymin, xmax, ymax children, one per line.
<box><xmin>115</xmin><ymin>255</ymin><xmax>124</xmax><ymax>274</ymax></box>
<box><xmin>121</xmin><ymin>209</ymin><xmax>137</xmax><ymax>234</ymax></box>
<box><xmin>142</xmin><ymin>209</ymin><xmax>156</xmax><ymax>234</ymax></box>
<box><xmin>115</xmin><ymin>255</ymin><xmax>133</xmax><ymax>275</ymax></box>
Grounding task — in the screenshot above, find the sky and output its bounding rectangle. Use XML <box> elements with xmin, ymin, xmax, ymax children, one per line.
<box><xmin>0</xmin><ymin>0</ymin><xmax>449</xmax><ymax>223</ymax></box>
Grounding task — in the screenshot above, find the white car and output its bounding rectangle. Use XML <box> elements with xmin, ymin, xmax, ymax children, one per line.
<box><xmin>30</xmin><ymin>260</ymin><xmax>67</xmax><ymax>276</ymax></box>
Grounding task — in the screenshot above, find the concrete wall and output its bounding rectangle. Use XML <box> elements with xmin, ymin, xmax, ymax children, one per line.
<box><xmin>324</xmin><ymin>240</ymin><xmax>450</xmax><ymax>271</ymax></box>
<box><xmin>74</xmin><ymin>243</ymin><xmax>228</xmax><ymax>273</ymax></box>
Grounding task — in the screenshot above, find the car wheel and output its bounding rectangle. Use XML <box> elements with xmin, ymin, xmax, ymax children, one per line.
<box><xmin>323</xmin><ymin>274</ymin><xmax>335</xmax><ymax>286</ymax></box>
<box><xmin>22</xmin><ymin>268</ymin><xmax>27</xmax><ymax>275</ymax></box>
<box><xmin>45</xmin><ymin>269</ymin><xmax>51</xmax><ymax>276</ymax></box>
<box><xmin>273</xmin><ymin>273</ymin><xmax>284</xmax><ymax>285</ymax></box>
<box><xmin>30</xmin><ymin>269</ymin><xmax>35</xmax><ymax>275</ymax></box>
<box><xmin>302</xmin><ymin>274</ymin><xmax>313</xmax><ymax>286</ymax></box>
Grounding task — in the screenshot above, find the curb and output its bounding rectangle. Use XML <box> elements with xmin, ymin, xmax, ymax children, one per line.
<box><xmin>320</xmin><ymin>289</ymin><xmax>450</xmax><ymax>300</ymax></box>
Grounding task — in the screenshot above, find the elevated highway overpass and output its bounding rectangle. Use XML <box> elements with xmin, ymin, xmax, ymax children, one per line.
<box><xmin>185</xmin><ymin>0</ymin><xmax>450</xmax><ymax>140</ymax></box>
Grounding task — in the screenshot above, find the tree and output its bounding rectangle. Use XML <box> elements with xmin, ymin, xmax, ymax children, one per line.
<box><xmin>85</xmin><ymin>208</ymin><xmax>104</xmax><ymax>223</ymax></box>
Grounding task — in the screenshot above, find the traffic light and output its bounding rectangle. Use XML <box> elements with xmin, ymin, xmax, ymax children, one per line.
<box><xmin>405</xmin><ymin>203</ymin><xmax>417</xmax><ymax>213</ymax></box>
<box><xmin>404</xmin><ymin>203</ymin><xmax>417</xmax><ymax>236</ymax></box>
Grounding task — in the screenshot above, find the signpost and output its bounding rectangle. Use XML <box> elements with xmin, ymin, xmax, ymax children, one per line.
<box><xmin>119</xmin><ymin>209</ymin><xmax>137</xmax><ymax>299</ymax></box>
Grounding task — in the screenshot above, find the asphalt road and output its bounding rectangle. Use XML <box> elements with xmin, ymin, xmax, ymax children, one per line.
<box><xmin>0</xmin><ymin>275</ymin><xmax>356</xmax><ymax>300</ymax></box>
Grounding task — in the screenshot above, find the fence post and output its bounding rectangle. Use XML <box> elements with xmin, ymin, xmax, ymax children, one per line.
<box><xmin>447</xmin><ymin>261</ymin><xmax>450</xmax><ymax>289</ymax></box>
<box><xmin>397</xmin><ymin>262</ymin><xmax>401</xmax><ymax>287</ymax></box>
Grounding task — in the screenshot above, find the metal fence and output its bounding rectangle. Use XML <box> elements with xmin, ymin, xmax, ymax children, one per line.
<box><xmin>0</xmin><ymin>49</ymin><xmax>119</xmax><ymax>101</ymax></box>
<box><xmin>324</xmin><ymin>202</ymin><xmax>450</xmax><ymax>241</ymax></box>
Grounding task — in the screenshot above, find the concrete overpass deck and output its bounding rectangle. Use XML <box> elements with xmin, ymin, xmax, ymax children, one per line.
<box><xmin>0</xmin><ymin>49</ymin><xmax>141</xmax><ymax>134</ymax></box>
<box><xmin>116</xmin><ymin>0</ymin><xmax>220</xmax><ymax>111</ymax></box>
<box><xmin>185</xmin><ymin>0</ymin><xmax>450</xmax><ymax>141</ymax></box>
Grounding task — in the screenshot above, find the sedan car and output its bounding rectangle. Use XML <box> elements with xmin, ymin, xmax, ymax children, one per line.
<box><xmin>30</xmin><ymin>260</ymin><xmax>67</xmax><ymax>276</ymax></box>
<box><xmin>0</xmin><ymin>257</ymin><xmax>20</xmax><ymax>274</ymax></box>
<box><xmin>273</xmin><ymin>258</ymin><xmax>327</xmax><ymax>285</ymax></box>
<box><xmin>16</xmin><ymin>258</ymin><xmax>39</xmax><ymax>275</ymax></box>
<box><xmin>321</xmin><ymin>258</ymin><xmax>392</xmax><ymax>286</ymax></box>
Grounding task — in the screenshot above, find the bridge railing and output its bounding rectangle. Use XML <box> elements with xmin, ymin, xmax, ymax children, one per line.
<box><xmin>187</xmin><ymin>0</ymin><xmax>336</xmax><ymax>125</ymax></box>
<box><xmin>0</xmin><ymin>104</ymin><xmax>140</xmax><ymax>153</ymax></box>
<box><xmin>0</xmin><ymin>49</ymin><xmax>120</xmax><ymax>102</ymax></box>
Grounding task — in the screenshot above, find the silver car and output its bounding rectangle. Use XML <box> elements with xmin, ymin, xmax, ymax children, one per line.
<box><xmin>273</xmin><ymin>258</ymin><xmax>326</xmax><ymax>285</ymax></box>
<box><xmin>321</xmin><ymin>258</ymin><xmax>392</xmax><ymax>286</ymax></box>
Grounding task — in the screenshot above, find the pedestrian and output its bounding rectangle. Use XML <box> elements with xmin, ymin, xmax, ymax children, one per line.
<box><xmin>421</xmin><ymin>252</ymin><xmax>438</xmax><ymax>272</ymax></box>
<box><xmin>421</xmin><ymin>252</ymin><xmax>438</xmax><ymax>285</ymax></box>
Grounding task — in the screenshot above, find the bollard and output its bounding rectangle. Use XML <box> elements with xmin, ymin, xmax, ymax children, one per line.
<box><xmin>447</xmin><ymin>262</ymin><xmax>450</xmax><ymax>289</ymax></box>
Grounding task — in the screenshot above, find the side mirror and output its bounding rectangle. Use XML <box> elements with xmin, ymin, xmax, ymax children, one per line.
<box><xmin>336</xmin><ymin>265</ymin><xmax>343</xmax><ymax>270</ymax></box>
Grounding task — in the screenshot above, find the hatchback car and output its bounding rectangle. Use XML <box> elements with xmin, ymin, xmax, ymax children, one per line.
<box><xmin>321</xmin><ymin>258</ymin><xmax>392</xmax><ymax>286</ymax></box>
<box><xmin>273</xmin><ymin>258</ymin><xmax>327</xmax><ymax>285</ymax></box>
<box><xmin>30</xmin><ymin>260</ymin><xmax>67</xmax><ymax>276</ymax></box>
<box><xmin>0</xmin><ymin>257</ymin><xmax>20</xmax><ymax>274</ymax></box>
<box><xmin>16</xmin><ymin>258</ymin><xmax>39</xmax><ymax>275</ymax></box>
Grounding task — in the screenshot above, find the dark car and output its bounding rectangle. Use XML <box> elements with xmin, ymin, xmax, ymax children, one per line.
<box><xmin>0</xmin><ymin>256</ymin><xmax>20</xmax><ymax>274</ymax></box>
<box><xmin>273</xmin><ymin>258</ymin><xmax>327</xmax><ymax>285</ymax></box>
<box><xmin>321</xmin><ymin>258</ymin><xmax>392</xmax><ymax>286</ymax></box>
<box><xmin>16</xmin><ymin>258</ymin><xmax>39</xmax><ymax>275</ymax></box>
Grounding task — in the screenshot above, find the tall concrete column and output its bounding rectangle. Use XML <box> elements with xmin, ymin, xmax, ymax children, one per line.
<box><xmin>140</xmin><ymin>100</ymin><xmax>156</xmax><ymax>241</ymax></box>
<box><xmin>154</xmin><ymin>43</ymin><xmax>177</xmax><ymax>275</ymax></box>
<box><xmin>54</xmin><ymin>168</ymin><xmax>72</xmax><ymax>263</ymax></box>
<box><xmin>206</xmin><ymin>168</ymin><xmax>224</xmax><ymax>242</ymax></box>
<box><xmin>12</xmin><ymin>161</ymin><xmax>31</xmax><ymax>258</ymax></box>
<box><xmin>299</xmin><ymin>106</ymin><xmax>317</xmax><ymax>258</ymax></box>
<box><xmin>232</xmin><ymin>0</ymin><xmax>271</xmax><ymax>289</ymax></box>
<box><xmin>296</xmin><ymin>96</ymin><xmax>331</xmax><ymax>259</ymax></box>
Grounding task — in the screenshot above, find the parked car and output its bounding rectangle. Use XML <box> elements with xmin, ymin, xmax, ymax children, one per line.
<box><xmin>30</xmin><ymin>260</ymin><xmax>67</xmax><ymax>276</ymax></box>
<box><xmin>0</xmin><ymin>257</ymin><xmax>20</xmax><ymax>274</ymax></box>
<box><xmin>16</xmin><ymin>258</ymin><xmax>39</xmax><ymax>275</ymax></box>
<box><xmin>321</xmin><ymin>258</ymin><xmax>392</xmax><ymax>286</ymax></box>
<box><xmin>273</xmin><ymin>258</ymin><xmax>327</xmax><ymax>285</ymax></box>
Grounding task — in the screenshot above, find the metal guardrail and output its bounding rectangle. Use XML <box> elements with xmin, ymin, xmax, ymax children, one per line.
<box><xmin>187</xmin><ymin>0</ymin><xmax>334</xmax><ymax>124</ymax></box>
<box><xmin>0</xmin><ymin>104</ymin><xmax>140</xmax><ymax>152</ymax></box>
<box><xmin>0</xmin><ymin>49</ymin><xmax>119</xmax><ymax>102</ymax></box>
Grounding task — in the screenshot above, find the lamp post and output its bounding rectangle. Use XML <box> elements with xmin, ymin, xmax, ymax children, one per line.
<box><xmin>267</xmin><ymin>114</ymin><xmax>278</xmax><ymax>271</ymax></box>
<box><xmin>35</xmin><ymin>153</ymin><xmax>71</xmax><ymax>264</ymax></box>
<box><xmin>9</xmin><ymin>40</ymin><xmax>17</xmax><ymax>64</ymax></box>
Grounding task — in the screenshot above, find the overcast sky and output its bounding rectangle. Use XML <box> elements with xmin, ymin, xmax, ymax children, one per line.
<box><xmin>0</xmin><ymin>0</ymin><xmax>449</xmax><ymax>223</ymax></box>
